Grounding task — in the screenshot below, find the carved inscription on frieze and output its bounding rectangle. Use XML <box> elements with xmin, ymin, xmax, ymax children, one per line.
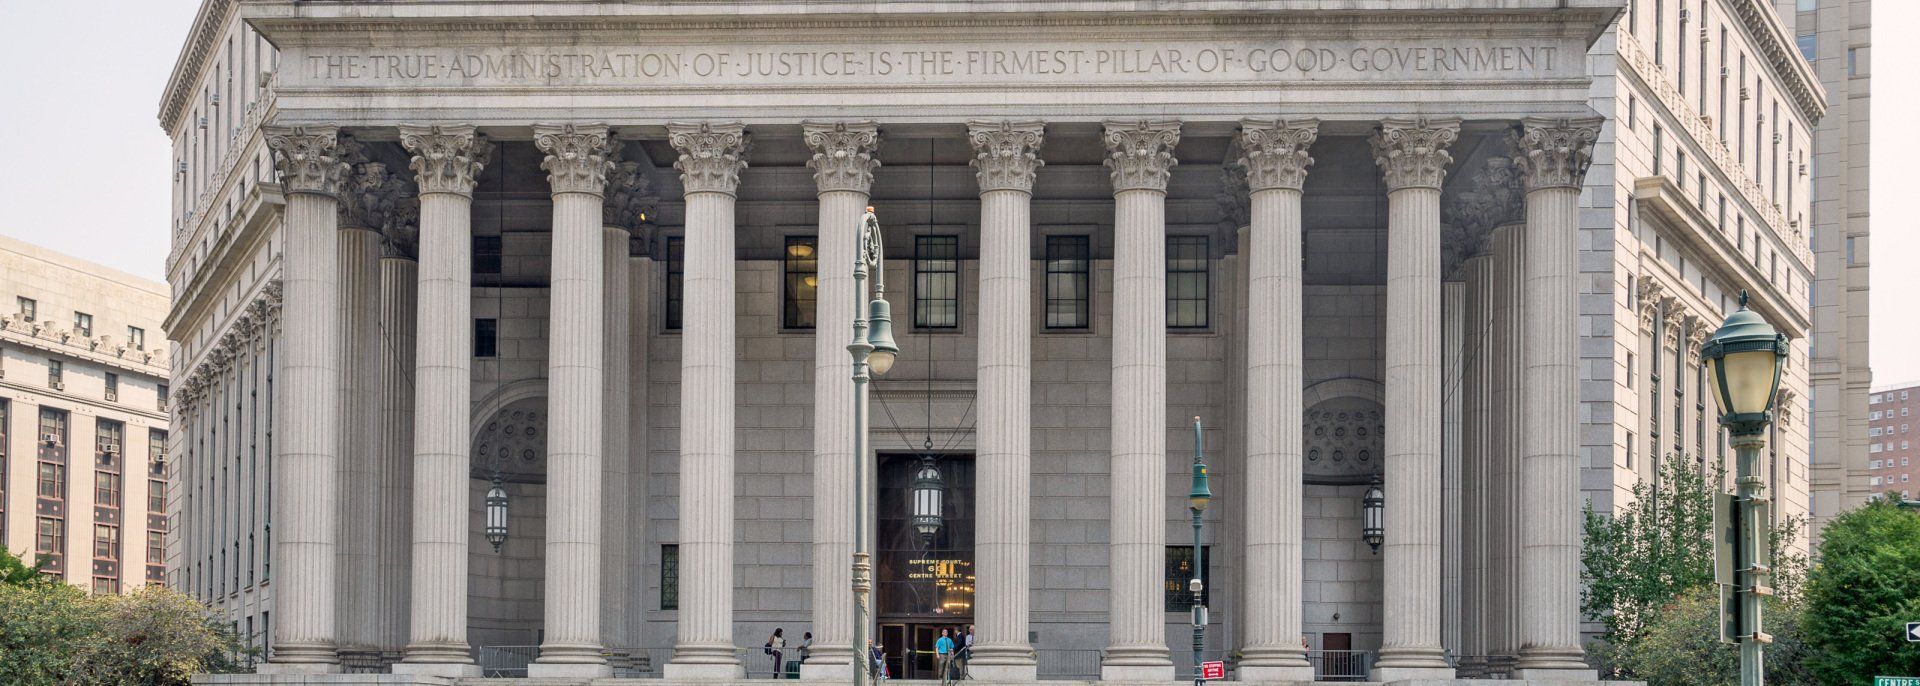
<box><xmin>296</xmin><ymin>41</ymin><xmax>1569</xmax><ymax>87</ymax></box>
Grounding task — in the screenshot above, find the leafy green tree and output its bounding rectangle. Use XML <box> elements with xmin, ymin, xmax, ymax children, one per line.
<box><xmin>1590</xmin><ymin>585</ymin><xmax>1815</xmax><ymax>686</ymax></box>
<box><xmin>0</xmin><ymin>546</ymin><xmax>53</xmax><ymax>587</ymax></box>
<box><xmin>0</xmin><ymin>582</ymin><xmax>249</xmax><ymax>685</ymax></box>
<box><xmin>1802</xmin><ymin>499</ymin><xmax>1920</xmax><ymax>685</ymax></box>
<box><xmin>0</xmin><ymin>581</ymin><xmax>103</xmax><ymax>683</ymax></box>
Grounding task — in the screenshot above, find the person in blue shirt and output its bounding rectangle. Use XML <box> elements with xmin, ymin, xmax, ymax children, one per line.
<box><xmin>934</xmin><ymin>628</ymin><xmax>956</xmax><ymax>681</ymax></box>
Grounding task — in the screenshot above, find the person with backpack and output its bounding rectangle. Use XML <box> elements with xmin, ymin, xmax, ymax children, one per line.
<box><xmin>765</xmin><ymin>627</ymin><xmax>786</xmax><ymax>677</ymax></box>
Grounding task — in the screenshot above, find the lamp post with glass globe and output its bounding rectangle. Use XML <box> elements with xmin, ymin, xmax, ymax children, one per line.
<box><xmin>1703</xmin><ymin>291</ymin><xmax>1787</xmax><ymax>686</ymax></box>
<box><xmin>850</xmin><ymin>208</ymin><xmax>901</xmax><ymax>686</ymax></box>
<box><xmin>1187</xmin><ymin>417</ymin><xmax>1213</xmax><ymax>686</ymax></box>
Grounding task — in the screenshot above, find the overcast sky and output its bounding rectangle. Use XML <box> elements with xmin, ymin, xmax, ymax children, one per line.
<box><xmin>0</xmin><ymin>1</ymin><xmax>1911</xmax><ymax>382</ymax></box>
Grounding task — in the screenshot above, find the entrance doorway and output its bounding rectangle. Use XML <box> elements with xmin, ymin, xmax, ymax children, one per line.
<box><xmin>875</xmin><ymin>453</ymin><xmax>974</xmax><ymax>680</ymax></box>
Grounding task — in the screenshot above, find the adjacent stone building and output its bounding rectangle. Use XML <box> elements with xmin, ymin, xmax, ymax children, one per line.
<box><xmin>0</xmin><ymin>234</ymin><xmax>171</xmax><ymax>594</ymax></box>
<box><xmin>160</xmin><ymin>1</ymin><xmax>1825</xmax><ymax>683</ymax></box>
<box><xmin>1864</xmin><ymin>382</ymin><xmax>1917</xmax><ymax>501</ymax></box>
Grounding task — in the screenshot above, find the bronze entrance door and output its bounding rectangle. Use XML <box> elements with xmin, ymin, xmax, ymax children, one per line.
<box><xmin>875</xmin><ymin>453</ymin><xmax>975</xmax><ymax>680</ymax></box>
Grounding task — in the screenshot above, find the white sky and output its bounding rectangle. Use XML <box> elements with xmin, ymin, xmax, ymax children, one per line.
<box><xmin>0</xmin><ymin>1</ymin><xmax>1910</xmax><ymax>380</ymax></box>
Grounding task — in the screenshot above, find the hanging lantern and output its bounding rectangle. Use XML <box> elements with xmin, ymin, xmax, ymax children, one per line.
<box><xmin>1361</xmin><ymin>475</ymin><xmax>1385</xmax><ymax>554</ymax></box>
<box><xmin>485</xmin><ymin>475</ymin><xmax>509</xmax><ymax>553</ymax></box>
<box><xmin>910</xmin><ymin>456</ymin><xmax>945</xmax><ymax>547</ymax></box>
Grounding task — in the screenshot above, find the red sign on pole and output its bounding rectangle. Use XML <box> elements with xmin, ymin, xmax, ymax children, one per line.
<box><xmin>1201</xmin><ymin>661</ymin><xmax>1226</xmax><ymax>680</ymax></box>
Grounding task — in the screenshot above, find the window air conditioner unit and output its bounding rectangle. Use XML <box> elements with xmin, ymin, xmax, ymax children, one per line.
<box><xmin>42</xmin><ymin>433</ymin><xmax>60</xmax><ymax>445</ymax></box>
<box><xmin>1720</xmin><ymin>67</ymin><xmax>1730</xmax><ymax>78</ymax></box>
<box><xmin>104</xmin><ymin>391</ymin><xmax>117</xmax><ymax>402</ymax></box>
<box><xmin>177</xmin><ymin>162</ymin><xmax>187</xmax><ymax>174</ymax></box>
<box><xmin>1773</xmin><ymin>133</ymin><xmax>1783</xmax><ymax>144</ymax></box>
<box><xmin>51</xmin><ymin>381</ymin><xmax>64</xmax><ymax>391</ymax></box>
<box><xmin>1740</xmin><ymin>87</ymin><xmax>1751</xmax><ymax>101</ymax></box>
<box><xmin>197</xmin><ymin>117</ymin><xmax>207</xmax><ymax>130</ymax></box>
<box><xmin>99</xmin><ymin>442</ymin><xmax>116</xmax><ymax>455</ymax></box>
<box><xmin>1679</xmin><ymin>9</ymin><xmax>1690</xmax><ymax>21</ymax></box>
<box><xmin>210</xmin><ymin>92</ymin><xmax>220</xmax><ymax>105</ymax></box>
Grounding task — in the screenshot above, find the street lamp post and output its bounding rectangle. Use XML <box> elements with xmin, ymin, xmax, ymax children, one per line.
<box><xmin>1704</xmin><ymin>291</ymin><xmax>1788</xmax><ymax>686</ymax></box>
<box><xmin>850</xmin><ymin>208</ymin><xmax>900</xmax><ymax>686</ymax></box>
<box><xmin>1188</xmin><ymin>417</ymin><xmax>1213</xmax><ymax>686</ymax></box>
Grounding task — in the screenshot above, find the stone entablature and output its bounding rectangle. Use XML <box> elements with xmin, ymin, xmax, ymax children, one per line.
<box><xmin>168</xmin><ymin>280</ymin><xmax>279</xmax><ymax>412</ymax></box>
<box><xmin>0</xmin><ymin>315</ymin><xmax>169</xmax><ymax>374</ymax></box>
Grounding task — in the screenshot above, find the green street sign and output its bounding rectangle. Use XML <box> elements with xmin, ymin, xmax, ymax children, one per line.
<box><xmin>1875</xmin><ymin>677</ymin><xmax>1920</xmax><ymax>686</ymax></box>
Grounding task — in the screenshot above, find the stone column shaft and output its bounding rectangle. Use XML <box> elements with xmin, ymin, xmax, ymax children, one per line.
<box><xmin>1235</xmin><ymin>119</ymin><xmax>1317</xmax><ymax>682</ymax></box>
<box><xmin>529</xmin><ymin>124</ymin><xmax>615</xmax><ymax>677</ymax></box>
<box><xmin>664</xmin><ymin>122</ymin><xmax>749</xmax><ymax>679</ymax></box>
<box><xmin>801</xmin><ymin>121</ymin><xmax>880</xmax><ymax>679</ymax></box>
<box><xmin>377</xmin><ymin>251</ymin><xmax>418</xmax><ymax>653</ymax></box>
<box><xmin>261</xmin><ymin>126</ymin><xmax>348</xmax><ymax>672</ymax></box>
<box><xmin>969</xmin><ymin>120</ymin><xmax>1044</xmax><ymax>681</ymax></box>
<box><xmin>1442</xmin><ymin>280</ymin><xmax>1466</xmax><ymax>658</ymax></box>
<box><xmin>395</xmin><ymin>124</ymin><xmax>489</xmax><ymax>676</ymax></box>
<box><xmin>1369</xmin><ymin>119</ymin><xmax>1458</xmax><ymax>681</ymax></box>
<box><xmin>1488</xmin><ymin>225</ymin><xmax>1526</xmax><ymax>665</ymax></box>
<box><xmin>336</xmin><ymin>225</ymin><xmax>384</xmax><ymax>654</ymax></box>
<box><xmin>1458</xmin><ymin>253</ymin><xmax>1492</xmax><ymax>666</ymax></box>
<box><xmin>1100</xmin><ymin>119</ymin><xmax>1179</xmax><ymax>682</ymax></box>
<box><xmin>1511</xmin><ymin>118</ymin><xmax>1603</xmax><ymax>679</ymax></box>
<box><xmin>600</xmin><ymin>223</ymin><xmax>633</xmax><ymax>663</ymax></box>
<box><xmin>626</xmin><ymin>249</ymin><xmax>653</xmax><ymax>660</ymax></box>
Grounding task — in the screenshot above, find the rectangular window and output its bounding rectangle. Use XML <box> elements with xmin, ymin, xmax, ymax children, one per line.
<box><xmin>16</xmin><ymin>297</ymin><xmax>34</xmax><ymax>322</ymax></box>
<box><xmin>1798</xmin><ymin>33</ymin><xmax>1817</xmax><ymax>62</ymax></box>
<box><xmin>1652</xmin><ymin>125</ymin><xmax>1664</xmax><ymax>176</ymax></box>
<box><xmin>1627</xmin><ymin>432</ymin><xmax>1638</xmax><ymax>469</ymax></box>
<box><xmin>95</xmin><ymin>472</ymin><xmax>121</xmax><ymax>508</ymax></box>
<box><xmin>1626</xmin><ymin>96</ymin><xmax>1636</xmax><ymax>130</ymax></box>
<box><xmin>473</xmin><ymin>319</ymin><xmax>497</xmax><ymax>358</ymax></box>
<box><xmin>1166</xmin><ymin>236</ymin><xmax>1211</xmax><ymax>329</ymax></box>
<box><xmin>73</xmin><ymin>312</ymin><xmax>91</xmax><ymax>337</ymax></box>
<box><xmin>1164</xmin><ymin>545</ymin><xmax>1212</xmax><ymax>611</ymax></box>
<box><xmin>661</xmin><ymin>544</ymin><xmax>679</xmax><ymax>610</ymax></box>
<box><xmin>36</xmin><ymin>517</ymin><xmax>62</xmax><ymax>554</ymax></box>
<box><xmin>105</xmin><ymin>373</ymin><xmax>118</xmax><ymax>402</ymax></box>
<box><xmin>92</xmin><ymin>577</ymin><xmax>118</xmax><ymax>595</ymax></box>
<box><xmin>664</xmin><ymin>236</ymin><xmax>685</xmax><ymax>331</ymax></box>
<box><xmin>95</xmin><ymin>524</ymin><xmax>118</xmax><ymax>560</ymax></box>
<box><xmin>782</xmin><ymin>236</ymin><xmax>818</xmax><ymax>329</ymax></box>
<box><xmin>37</xmin><ymin>462</ymin><xmax>64</xmax><ymax>498</ymax></box>
<box><xmin>913</xmin><ymin>235</ymin><xmax>961</xmax><ymax>329</ymax></box>
<box><xmin>48</xmin><ymin>360</ymin><xmax>62</xmax><ymax>388</ymax></box>
<box><xmin>149</xmin><ymin>479</ymin><xmax>166</xmax><ymax>513</ymax></box>
<box><xmin>1675</xmin><ymin>152</ymin><xmax>1687</xmax><ymax>190</ymax></box>
<box><xmin>1627</xmin><ymin>353</ymin><xmax>1636</xmax><ymax>389</ymax></box>
<box><xmin>128</xmin><ymin>326</ymin><xmax>145</xmax><ymax>351</ymax></box>
<box><xmin>472</xmin><ymin>235</ymin><xmax>503</xmax><ymax>275</ymax></box>
<box><xmin>1848</xmin><ymin>48</ymin><xmax>1858</xmax><ymax>77</ymax></box>
<box><xmin>147</xmin><ymin>531</ymin><xmax>165</xmax><ymax>563</ymax></box>
<box><xmin>1045</xmin><ymin>235</ymin><xmax>1092</xmax><ymax>329</ymax></box>
<box><xmin>1697</xmin><ymin>173</ymin><xmax>1708</xmax><ymax>208</ymax></box>
<box><xmin>1846</xmin><ymin>236</ymin><xmax>1856</xmax><ymax>265</ymax></box>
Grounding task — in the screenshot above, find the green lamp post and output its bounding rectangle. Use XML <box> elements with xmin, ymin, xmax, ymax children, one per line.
<box><xmin>1703</xmin><ymin>291</ymin><xmax>1788</xmax><ymax>686</ymax></box>
<box><xmin>1188</xmin><ymin>417</ymin><xmax>1213</xmax><ymax>686</ymax></box>
<box><xmin>850</xmin><ymin>207</ymin><xmax>900</xmax><ymax>686</ymax></box>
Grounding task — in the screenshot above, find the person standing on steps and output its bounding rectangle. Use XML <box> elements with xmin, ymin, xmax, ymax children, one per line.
<box><xmin>934</xmin><ymin>627</ymin><xmax>956</xmax><ymax>684</ymax></box>
<box><xmin>766</xmin><ymin>627</ymin><xmax>786</xmax><ymax>677</ymax></box>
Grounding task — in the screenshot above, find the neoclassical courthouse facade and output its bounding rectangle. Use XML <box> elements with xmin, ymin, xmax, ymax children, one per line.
<box><xmin>161</xmin><ymin>1</ymin><xmax>1826</xmax><ymax>683</ymax></box>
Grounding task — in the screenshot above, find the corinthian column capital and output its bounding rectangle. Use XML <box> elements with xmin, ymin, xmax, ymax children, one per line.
<box><xmin>803</xmin><ymin>120</ymin><xmax>881</xmax><ymax>193</ymax></box>
<box><xmin>399</xmin><ymin>124</ymin><xmax>492</xmax><ymax>197</ymax></box>
<box><xmin>1370</xmin><ymin>118</ymin><xmax>1461</xmax><ymax>191</ymax></box>
<box><xmin>266</xmin><ymin>125</ymin><xmax>351</xmax><ymax>197</ymax></box>
<box><xmin>534</xmin><ymin>123</ymin><xmax>615</xmax><ymax>196</ymax></box>
<box><xmin>1510</xmin><ymin>116</ymin><xmax>1604</xmax><ymax>191</ymax></box>
<box><xmin>338</xmin><ymin>160</ymin><xmax>414</xmax><ymax>231</ymax></box>
<box><xmin>667</xmin><ymin>121</ymin><xmax>750</xmax><ymax>196</ymax></box>
<box><xmin>968</xmin><ymin>120</ymin><xmax>1045</xmax><ymax>194</ymax></box>
<box><xmin>603</xmin><ymin>143</ymin><xmax>653</xmax><ymax>232</ymax></box>
<box><xmin>1102</xmin><ymin>119</ymin><xmax>1181</xmax><ymax>193</ymax></box>
<box><xmin>1237</xmin><ymin>118</ymin><xmax>1318</xmax><ymax>192</ymax></box>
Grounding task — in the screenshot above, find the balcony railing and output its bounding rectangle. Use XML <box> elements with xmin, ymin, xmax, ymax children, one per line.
<box><xmin>1306</xmin><ymin>650</ymin><xmax>1373</xmax><ymax>682</ymax></box>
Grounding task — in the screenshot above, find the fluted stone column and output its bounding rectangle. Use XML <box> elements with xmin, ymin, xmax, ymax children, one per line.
<box><xmin>260</xmin><ymin>126</ymin><xmax>349</xmax><ymax>673</ymax></box>
<box><xmin>395</xmin><ymin>124</ymin><xmax>490</xmax><ymax>677</ymax></box>
<box><xmin>799</xmin><ymin>120</ymin><xmax>881</xmax><ymax>680</ymax></box>
<box><xmin>1459</xmin><ymin>250</ymin><xmax>1492</xmax><ymax>670</ymax></box>
<box><xmin>1441</xmin><ymin>280</ymin><xmax>1465</xmax><ymax>658</ymax></box>
<box><xmin>664</xmin><ymin>121</ymin><xmax>750</xmax><ymax>680</ymax></box>
<box><xmin>376</xmin><ymin>217</ymin><xmax>419</xmax><ymax>654</ymax></box>
<box><xmin>968</xmin><ymin>120</ymin><xmax>1045</xmax><ymax>681</ymax></box>
<box><xmin>1100</xmin><ymin>119</ymin><xmax>1180</xmax><ymax>682</ymax></box>
<box><xmin>1368</xmin><ymin>118</ymin><xmax>1459</xmax><ymax>681</ymax></box>
<box><xmin>1487</xmin><ymin>223</ymin><xmax>1527</xmax><ymax>670</ymax></box>
<box><xmin>626</xmin><ymin>236</ymin><xmax>654</xmax><ymax>662</ymax></box>
<box><xmin>1511</xmin><ymin>118</ymin><xmax>1603</xmax><ymax>680</ymax></box>
<box><xmin>527</xmin><ymin>123</ymin><xmax>616</xmax><ymax>677</ymax></box>
<box><xmin>601</xmin><ymin>145</ymin><xmax>648</xmax><ymax>668</ymax></box>
<box><xmin>1233</xmin><ymin>119</ymin><xmax>1318</xmax><ymax>683</ymax></box>
<box><xmin>336</xmin><ymin>155</ymin><xmax>410</xmax><ymax>657</ymax></box>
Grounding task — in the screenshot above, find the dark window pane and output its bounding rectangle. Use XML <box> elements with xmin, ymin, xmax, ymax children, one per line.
<box><xmin>914</xmin><ymin>236</ymin><xmax>960</xmax><ymax>329</ymax></box>
<box><xmin>665</xmin><ymin>237</ymin><xmax>685</xmax><ymax>331</ymax></box>
<box><xmin>472</xmin><ymin>235</ymin><xmax>503</xmax><ymax>275</ymax></box>
<box><xmin>783</xmin><ymin>237</ymin><xmax>819</xmax><ymax>329</ymax></box>
<box><xmin>1165</xmin><ymin>545</ymin><xmax>1211</xmax><ymax>611</ymax></box>
<box><xmin>1166</xmin><ymin>236</ymin><xmax>1210</xmax><ymax>328</ymax></box>
<box><xmin>661</xmin><ymin>544</ymin><xmax>679</xmax><ymax>610</ymax></box>
<box><xmin>474</xmin><ymin>319</ymin><xmax>498</xmax><ymax>358</ymax></box>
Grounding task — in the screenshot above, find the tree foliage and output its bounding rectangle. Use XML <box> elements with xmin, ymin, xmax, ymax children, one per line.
<box><xmin>1801</xmin><ymin>500</ymin><xmax>1920</xmax><ymax>685</ymax></box>
<box><xmin>0</xmin><ymin>546</ymin><xmax>54</xmax><ymax>587</ymax></box>
<box><xmin>1589</xmin><ymin>585</ymin><xmax>1815</xmax><ymax>686</ymax></box>
<box><xmin>0</xmin><ymin>582</ymin><xmax>248</xmax><ymax>685</ymax></box>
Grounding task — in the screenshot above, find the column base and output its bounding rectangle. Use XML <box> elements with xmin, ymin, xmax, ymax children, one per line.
<box><xmin>1511</xmin><ymin>667</ymin><xmax>1602</xmax><ymax>681</ymax></box>
<box><xmin>1235</xmin><ymin>663</ymin><xmax>1316</xmax><ymax>682</ymax></box>
<box><xmin>527</xmin><ymin>661</ymin><xmax>614</xmax><ymax>678</ymax></box>
<box><xmin>254</xmin><ymin>661</ymin><xmax>342</xmax><ymax>675</ymax></box>
<box><xmin>391</xmin><ymin>661</ymin><xmax>480</xmax><ymax>677</ymax></box>
<box><xmin>1368</xmin><ymin>665</ymin><xmax>1458</xmax><ymax>682</ymax></box>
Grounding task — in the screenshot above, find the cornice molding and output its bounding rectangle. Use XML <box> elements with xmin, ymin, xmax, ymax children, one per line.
<box><xmin>158</xmin><ymin>0</ymin><xmax>235</xmax><ymax>132</ymax></box>
<box><xmin>172</xmin><ymin>280</ymin><xmax>280</xmax><ymax>411</ymax></box>
<box><xmin>0</xmin><ymin>316</ymin><xmax>170</xmax><ymax>374</ymax></box>
<box><xmin>1727</xmin><ymin>0</ymin><xmax>1827</xmax><ymax>122</ymax></box>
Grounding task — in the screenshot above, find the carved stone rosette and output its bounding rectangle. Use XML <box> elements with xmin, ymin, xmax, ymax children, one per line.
<box><xmin>265</xmin><ymin>126</ymin><xmax>351</xmax><ymax>197</ymax></box>
<box><xmin>1237</xmin><ymin>118</ymin><xmax>1318</xmax><ymax>192</ymax></box>
<box><xmin>803</xmin><ymin>120</ymin><xmax>882</xmax><ymax>193</ymax></box>
<box><xmin>338</xmin><ymin>160</ymin><xmax>414</xmax><ymax>231</ymax></box>
<box><xmin>1510</xmin><ymin>116</ymin><xmax>1604</xmax><ymax>191</ymax></box>
<box><xmin>602</xmin><ymin>143</ymin><xmax>653</xmax><ymax>233</ymax></box>
<box><xmin>1102</xmin><ymin>119</ymin><xmax>1181</xmax><ymax>193</ymax></box>
<box><xmin>1370</xmin><ymin>118</ymin><xmax>1460</xmax><ymax>191</ymax></box>
<box><xmin>534</xmin><ymin>123</ymin><xmax>615</xmax><ymax>196</ymax></box>
<box><xmin>399</xmin><ymin>124</ymin><xmax>492</xmax><ymax>197</ymax></box>
<box><xmin>968</xmin><ymin>120</ymin><xmax>1045</xmax><ymax>194</ymax></box>
<box><xmin>667</xmin><ymin>121</ymin><xmax>750</xmax><ymax>196</ymax></box>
